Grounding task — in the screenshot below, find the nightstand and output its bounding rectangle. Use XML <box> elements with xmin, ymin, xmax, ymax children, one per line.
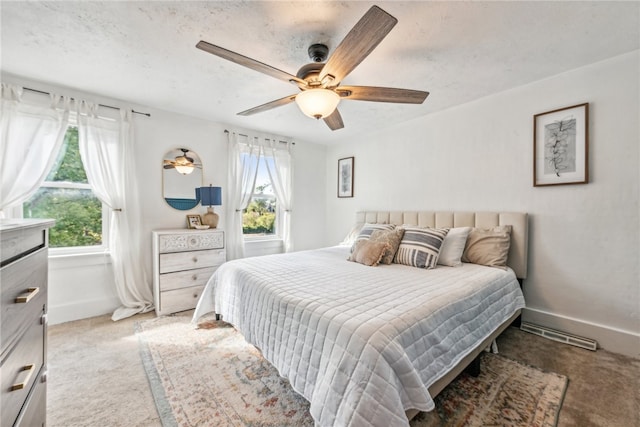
<box><xmin>152</xmin><ymin>229</ymin><xmax>225</xmax><ymax>316</ymax></box>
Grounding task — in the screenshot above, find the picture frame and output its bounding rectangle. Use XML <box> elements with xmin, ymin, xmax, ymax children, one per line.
<box><xmin>186</xmin><ymin>214</ymin><xmax>202</xmax><ymax>229</ymax></box>
<box><xmin>338</xmin><ymin>157</ymin><xmax>354</xmax><ymax>198</ymax></box>
<box><xmin>534</xmin><ymin>103</ymin><xmax>589</xmax><ymax>187</ymax></box>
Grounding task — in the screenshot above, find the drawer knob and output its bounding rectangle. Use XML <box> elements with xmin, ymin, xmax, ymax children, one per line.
<box><xmin>192</xmin><ymin>274</ymin><xmax>198</xmax><ymax>281</ymax></box>
<box><xmin>192</xmin><ymin>257</ymin><xmax>198</xmax><ymax>263</ymax></box>
<box><xmin>11</xmin><ymin>364</ymin><xmax>35</xmax><ymax>391</ymax></box>
<box><xmin>16</xmin><ymin>287</ymin><xmax>40</xmax><ymax>304</ymax></box>
<box><xmin>193</xmin><ymin>293</ymin><xmax>199</xmax><ymax>298</ymax></box>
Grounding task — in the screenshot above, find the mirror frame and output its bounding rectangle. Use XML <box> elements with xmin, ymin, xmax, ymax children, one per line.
<box><xmin>162</xmin><ymin>147</ymin><xmax>203</xmax><ymax>210</ymax></box>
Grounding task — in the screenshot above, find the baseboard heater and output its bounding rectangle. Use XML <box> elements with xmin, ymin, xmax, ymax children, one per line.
<box><xmin>520</xmin><ymin>322</ymin><xmax>598</xmax><ymax>351</ymax></box>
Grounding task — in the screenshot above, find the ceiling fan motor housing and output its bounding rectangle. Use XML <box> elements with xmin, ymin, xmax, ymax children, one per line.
<box><xmin>308</xmin><ymin>43</ymin><xmax>329</xmax><ymax>62</ymax></box>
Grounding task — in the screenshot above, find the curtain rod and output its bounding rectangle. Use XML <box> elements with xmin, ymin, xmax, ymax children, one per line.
<box><xmin>22</xmin><ymin>87</ymin><xmax>151</xmax><ymax>117</ymax></box>
<box><xmin>224</xmin><ymin>129</ymin><xmax>294</xmax><ymax>145</ymax></box>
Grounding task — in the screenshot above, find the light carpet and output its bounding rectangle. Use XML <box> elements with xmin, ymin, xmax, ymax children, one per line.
<box><xmin>136</xmin><ymin>314</ymin><xmax>568</xmax><ymax>427</ymax></box>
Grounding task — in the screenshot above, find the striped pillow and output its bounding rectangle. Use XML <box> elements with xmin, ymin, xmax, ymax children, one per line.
<box><xmin>394</xmin><ymin>227</ymin><xmax>449</xmax><ymax>269</ymax></box>
<box><xmin>351</xmin><ymin>223</ymin><xmax>396</xmax><ymax>252</ymax></box>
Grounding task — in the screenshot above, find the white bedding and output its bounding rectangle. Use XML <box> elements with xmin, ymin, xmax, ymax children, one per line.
<box><xmin>193</xmin><ymin>246</ymin><xmax>525</xmax><ymax>427</ymax></box>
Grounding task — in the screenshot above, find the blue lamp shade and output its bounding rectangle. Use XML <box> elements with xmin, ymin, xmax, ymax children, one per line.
<box><xmin>199</xmin><ymin>186</ymin><xmax>222</xmax><ymax>207</ymax></box>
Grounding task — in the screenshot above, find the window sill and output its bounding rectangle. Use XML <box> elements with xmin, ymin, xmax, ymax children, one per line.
<box><xmin>244</xmin><ymin>235</ymin><xmax>283</xmax><ymax>244</ymax></box>
<box><xmin>49</xmin><ymin>251</ymin><xmax>111</xmax><ymax>270</ymax></box>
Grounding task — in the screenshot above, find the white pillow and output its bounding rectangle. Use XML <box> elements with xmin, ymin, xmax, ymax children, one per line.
<box><xmin>437</xmin><ymin>227</ymin><xmax>472</xmax><ymax>267</ymax></box>
<box><xmin>340</xmin><ymin>223</ymin><xmax>364</xmax><ymax>246</ymax></box>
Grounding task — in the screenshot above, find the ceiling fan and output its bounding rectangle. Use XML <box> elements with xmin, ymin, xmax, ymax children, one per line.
<box><xmin>163</xmin><ymin>148</ymin><xmax>201</xmax><ymax>175</ymax></box>
<box><xmin>196</xmin><ymin>5</ymin><xmax>429</xmax><ymax>131</ymax></box>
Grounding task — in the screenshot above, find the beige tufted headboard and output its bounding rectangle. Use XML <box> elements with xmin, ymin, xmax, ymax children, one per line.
<box><xmin>355</xmin><ymin>211</ymin><xmax>529</xmax><ymax>279</ymax></box>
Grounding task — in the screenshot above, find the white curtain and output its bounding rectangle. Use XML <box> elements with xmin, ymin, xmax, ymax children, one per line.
<box><xmin>263</xmin><ymin>136</ymin><xmax>293</xmax><ymax>252</ymax></box>
<box><xmin>77</xmin><ymin>101</ymin><xmax>153</xmax><ymax>320</ymax></box>
<box><xmin>226</xmin><ymin>132</ymin><xmax>260</xmax><ymax>260</ymax></box>
<box><xmin>0</xmin><ymin>83</ymin><xmax>70</xmax><ymax>216</ymax></box>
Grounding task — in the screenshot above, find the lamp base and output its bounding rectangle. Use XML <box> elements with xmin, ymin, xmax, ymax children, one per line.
<box><xmin>201</xmin><ymin>207</ymin><xmax>219</xmax><ymax>228</ymax></box>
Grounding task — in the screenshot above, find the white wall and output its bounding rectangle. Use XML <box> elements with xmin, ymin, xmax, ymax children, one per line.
<box><xmin>2</xmin><ymin>74</ymin><xmax>327</xmax><ymax>325</ymax></box>
<box><xmin>324</xmin><ymin>51</ymin><xmax>640</xmax><ymax>357</ymax></box>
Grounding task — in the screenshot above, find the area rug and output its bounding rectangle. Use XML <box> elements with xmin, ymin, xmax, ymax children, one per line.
<box><xmin>136</xmin><ymin>314</ymin><xmax>568</xmax><ymax>427</ymax></box>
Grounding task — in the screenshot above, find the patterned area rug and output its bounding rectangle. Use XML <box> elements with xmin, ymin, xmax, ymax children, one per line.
<box><xmin>136</xmin><ymin>314</ymin><xmax>568</xmax><ymax>427</ymax></box>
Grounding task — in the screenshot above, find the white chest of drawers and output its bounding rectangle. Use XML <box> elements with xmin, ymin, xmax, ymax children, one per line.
<box><xmin>1</xmin><ymin>218</ymin><xmax>54</xmax><ymax>427</ymax></box>
<box><xmin>152</xmin><ymin>229</ymin><xmax>225</xmax><ymax>316</ymax></box>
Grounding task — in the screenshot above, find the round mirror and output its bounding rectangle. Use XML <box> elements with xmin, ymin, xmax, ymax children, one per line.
<box><xmin>162</xmin><ymin>148</ymin><xmax>203</xmax><ymax>210</ymax></box>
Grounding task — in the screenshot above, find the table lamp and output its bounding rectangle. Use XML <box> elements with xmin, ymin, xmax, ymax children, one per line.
<box><xmin>198</xmin><ymin>185</ymin><xmax>222</xmax><ymax>228</ymax></box>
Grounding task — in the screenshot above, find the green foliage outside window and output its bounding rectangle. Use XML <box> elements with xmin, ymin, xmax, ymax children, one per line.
<box><xmin>242</xmin><ymin>198</ymin><xmax>276</xmax><ymax>235</ymax></box>
<box><xmin>23</xmin><ymin>127</ymin><xmax>103</xmax><ymax>248</ymax></box>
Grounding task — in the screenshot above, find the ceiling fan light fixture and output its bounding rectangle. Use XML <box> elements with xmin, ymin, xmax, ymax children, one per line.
<box><xmin>174</xmin><ymin>164</ymin><xmax>195</xmax><ymax>175</ymax></box>
<box><xmin>295</xmin><ymin>89</ymin><xmax>340</xmax><ymax>119</ymax></box>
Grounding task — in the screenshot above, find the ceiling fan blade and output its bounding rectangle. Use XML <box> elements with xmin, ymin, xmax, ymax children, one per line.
<box><xmin>337</xmin><ymin>86</ymin><xmax>429</xmax><ymax>104</ymax></box>
<box><xmin>237</xmin><ymin>94</ymin><xmax>297</xmax><ymax>116</ymax></box>
<box><xmin>196</xmin><ymin>41</ymin><xmax>307</xmax><ymax>87</ymax></box>
<box><xmin>163</xmin><ymin>164</ymin><xmax>175</xmax><ymax>169</ymax></box>
<box><xmin>323</xmin><ymin>109</ymin><xmax>344</xmax><ymax>131</ymax></box>
<box><xmin>320</xmin><ymin>6</ymin><xmax>397</xmax><ymax>85</ymax></box>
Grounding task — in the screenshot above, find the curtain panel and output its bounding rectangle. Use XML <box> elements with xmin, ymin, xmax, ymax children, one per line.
<box><xmin>0</xmin><ymin>83</ymin><xmax>69</xmax><ymax>215</ymax></box>
<box><xmin>263</xmin><ymin>137</ymin><xmax>293</xmax><ymax>252</ymax></box>
<box><xmin>77</xmin><ymin>101</ymin><xmax>153</xmax><ymax>320</ymax></box>
<box><xmin>226</xmin><ymin>132</ymin><xmax>261</xmax><ymax>260</ymax></box>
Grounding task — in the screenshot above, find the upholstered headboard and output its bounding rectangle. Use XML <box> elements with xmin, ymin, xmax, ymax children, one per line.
<box><xmin>354</xmin><ymin>211</ymin><xmax>529</xmax><ymax>279</ymax></box>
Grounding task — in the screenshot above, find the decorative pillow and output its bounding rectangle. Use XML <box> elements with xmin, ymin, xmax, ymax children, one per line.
<box><xmin>462</xmin><ymin>225</ymin><xmax>512</xmax><ymax>269</ymax></box>
<box><xmin>438</xmin><ymin>227</ymin><xmax>472</xmax><ymax>267</ymax></box>
<box><xmin>351</xmin><ymin>223</ymin><xmax>396</xmax><ymax>252</ymax></box>
<box><xmin>393</xmin><ymin>227</ymin><xmax>449</xmax><ymax>269</ymax></box>
<box><xmin>348</xmin><ymin>240</ymin><xmax>390</xmax><ymax>267</ymax></box>
<box><xmin>369</xmin><ymin>228</ymin><xmax>405</xmax><ymax>265</ymax></box>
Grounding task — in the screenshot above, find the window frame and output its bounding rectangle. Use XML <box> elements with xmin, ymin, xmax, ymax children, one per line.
<box><xmin>242</xmin><ymin>155</ymin><xmax>282</xmax><ymax>242</ymax></box>
<box><xmin>23</xmin><ymin>123</ymin><xmax>111</xmax><ymax>256</ymax></box>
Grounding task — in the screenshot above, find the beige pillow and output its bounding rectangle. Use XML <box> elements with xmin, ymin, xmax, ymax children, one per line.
<box><xmin>462</xmin><ymin>225</ymin><xmax>512</xmax><ymax>269</ymax></box>
<box><xmin>350</xmin><ymin>223</ymin><xmax>396</xmax><ymax>252</ymax></box>
<box><xmin>348</xmin><ymin>240</ymin><xmax>390</xmax><ymax>267</ymax></box>
<box><xmin>369</xmin><ymin>228</ymin><xmax>404</xmax><ymax>265</ymax></box>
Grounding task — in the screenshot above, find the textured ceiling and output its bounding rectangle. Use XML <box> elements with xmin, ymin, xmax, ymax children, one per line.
<box><xmin>2</xmin><ymin>1</ymin><xmax>638</xmax><ymax>145</ymax></box>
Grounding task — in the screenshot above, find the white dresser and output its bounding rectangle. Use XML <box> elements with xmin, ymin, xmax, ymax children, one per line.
<box><xmin>152</xmin><ymin>229</ymin><xmax>225</xmax><ymax>316</ymax></box>
<box><xmin>1</xmin><ymin>219</ymin><xmax>54</xmax><ymax>427</ymax></box>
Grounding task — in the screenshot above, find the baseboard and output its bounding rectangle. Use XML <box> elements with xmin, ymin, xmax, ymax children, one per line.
<box><xmin>48</xmin><ymin>297</ymin><xmax>120</xmax><ymax>325</ymax></box>
<box><xmin>522</xmin><ymin>307</ymin><xmax>640</xmax><ymax>359</ymax></box>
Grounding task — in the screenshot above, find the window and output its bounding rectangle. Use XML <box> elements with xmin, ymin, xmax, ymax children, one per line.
<box><xmin>242</xmin><ymin>156</ymin><xmax>278</xmax><ymax>238</ymax></box>
<box><xmin>23</xmin><ymin>126</ymin><xmax>109</xmax><ymax>253</ymax></box>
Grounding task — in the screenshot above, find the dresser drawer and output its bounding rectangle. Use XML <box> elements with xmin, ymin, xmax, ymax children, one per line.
<box><xmin>0</xmin><ymin>227</ymin><xmax>45</xmax><ymax>264</ymax></box>
<box><xmin>159</xmin><ymin>249</ymin><xmax>225</xmax><ymax>274</ymax></box>
<box><xmin>0</xmin><ymin>310</ymin><xmax>45</xmax><ymax>427</ymax></box>
<box><xmin>159</xmin><ymin>266</ymin><xmax>215</xmax><ymax>292</ymax></box>
<box><xmin>14</xmin><ymin>367</ymin><xmax>46</xmax><ymax>427</ymax></box>
<box><xmin>0</xmin><ymin>249</ymin><xmax>47</xmax><ymax>355</ymax></box>
<box><xmin>159</xmin><ymin>231</ymin><xmax>224</xmax><ymax>252</ymax></box>
<box><xmin>159</xmin><ymin>286</ymin><xmax>205</xmax><ymax>314</ymax></box>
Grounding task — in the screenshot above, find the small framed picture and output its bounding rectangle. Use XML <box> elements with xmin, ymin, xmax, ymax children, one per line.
<box><xmin>186</xmin><ymin>214</ymin><xmax>202</xmax><ymax>229</ymax></box>
<box><xmin>534</xmin><ymin>103</ymin><xmax>589</xmax><ymax>186</ymax></box>
<box><xmin>338</xmin><ymin>157</ymin><xmax>354</xmax><ymax>198</ymax></box>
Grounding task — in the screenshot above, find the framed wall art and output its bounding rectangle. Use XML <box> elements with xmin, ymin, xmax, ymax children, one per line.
<box><xmin>534</xmin><ymin>103</ymin><xmax>589</xmax><ymax>186</ymax></box>
<box><xmin>338</xmin><ymin>157</ymin><xmax>354</xmax><ymax>198</ymax></box>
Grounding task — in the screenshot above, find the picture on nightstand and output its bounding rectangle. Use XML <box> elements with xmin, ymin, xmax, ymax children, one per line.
<box><xmin>186</xmin><ymin>214</ymin><xmax>202</xmax><ymax>229</ymax></box>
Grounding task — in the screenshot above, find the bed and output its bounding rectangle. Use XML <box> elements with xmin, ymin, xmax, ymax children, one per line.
<box><xmin>193</xmin><ymin>211</ymin><xmax>528</xmax><ymax>427</ymax></box>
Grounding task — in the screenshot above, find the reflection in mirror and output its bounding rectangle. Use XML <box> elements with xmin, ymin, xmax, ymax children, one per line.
<box><xmin>162</xmin><ymin>148</ymin><xmax>203</xmax><ymax>210</ymax></box>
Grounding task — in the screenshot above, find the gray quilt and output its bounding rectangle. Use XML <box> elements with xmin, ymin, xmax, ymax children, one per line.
<box><xmin>193</xmin><ymin>246</ymin><xmax>525</xmax><ymax>427</ymax></box>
